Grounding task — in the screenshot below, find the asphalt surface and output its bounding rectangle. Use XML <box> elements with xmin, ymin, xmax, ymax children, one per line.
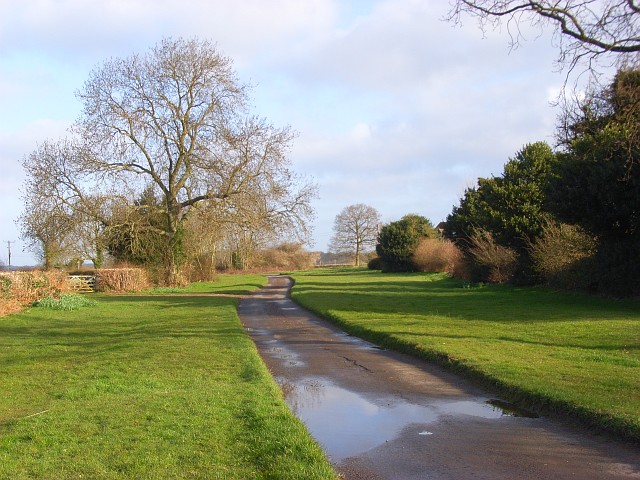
<box><xmin>237</xmin><ymin>275</ymin><xmax>640</xmax><ymax>480</ymax></box>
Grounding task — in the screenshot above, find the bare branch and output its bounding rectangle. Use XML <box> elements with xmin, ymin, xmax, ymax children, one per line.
<box><xmin>447</xmin><ymin>0</ymin><xmax>640</xmax><ymax>76</ymax></box>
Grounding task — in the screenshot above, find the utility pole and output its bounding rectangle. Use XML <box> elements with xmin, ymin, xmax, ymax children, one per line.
<box><xmin>5</xmin><ymin>241</ymin><xmax>14</xmax><ymax>268</ymax></box>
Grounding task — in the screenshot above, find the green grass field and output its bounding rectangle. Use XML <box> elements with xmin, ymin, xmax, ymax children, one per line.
<box><xmin>290</xmin><ymin>268</ymin><xmax>640</xmax><ymax>442</ymax></box>
<box><xmin>0</xmin><ymin>274</ymin><xmax>336</xmax><ymax>479</ymax></box>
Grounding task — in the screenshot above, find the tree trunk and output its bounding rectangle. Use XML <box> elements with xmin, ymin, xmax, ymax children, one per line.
<box><xmin>163</xmin><ymin>222</ymin><xmax>187</xmax><ymax>286</ymax></box>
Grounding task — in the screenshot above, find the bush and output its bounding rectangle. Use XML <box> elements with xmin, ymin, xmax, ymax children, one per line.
<box><xmin>0</xmin><ymin>270</ymin><xmax>71</xmax><ymax>317</ymax></box>
<box><xmin>411</xmin><ymin>238</ymin><xmax>463</xmax><ymax>274</ymax></box>
<box><xmin>468</xmin><ymin>229</ymin><xmax>518</xmax><ymax>283</ymax></box>
<box><xmin>0</xmin><ymin>276</ymin><xmax>12</xmax><ymax>299</ymax></box>
<box><xmin>184</xmin><ymin>254</ymin><xmax>217</xmax><ymax>282</ymax></box>
<box><xmin>0</xmin><ymin>270</ymin><xmax>69</xmax><ymax>303</ymax></box>
<box><xmin>254</xmin><ymin>243</ymin><xmax>319</xmax><ymax>271</ymax></box>
<box><xmin>529</xmin><ymin>221</ymin><xmax>598</xmax><ymax>291</ymax></box>
<box><xmin>95</xmin><ymin>268</ymin><xmax>150</xmax><ymax>292</ymax></box>
<box><xmin>593</xmin><ymin>238</ymin><xmax>640</xmax><ymax>297</ymax></box>
<box><xmin>35</xmin><ymin>294</ymin><xmax>97</xmax><ymax>311</ymax></box>
<box><xmin>367</xmin><ymin>257</ymin><xmax>383</xmax><ymax>270</ymax></box>
<box><xmin>376</xmin><ymin>215</ymin><xmax>436</xmax><ymax>272</ymax></box>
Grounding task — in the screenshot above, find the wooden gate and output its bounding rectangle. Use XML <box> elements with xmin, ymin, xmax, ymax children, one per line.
<box><xmin>67</xmin><ymin>275</ymin><xmax>96</xmax><ymax>293</ymax></box>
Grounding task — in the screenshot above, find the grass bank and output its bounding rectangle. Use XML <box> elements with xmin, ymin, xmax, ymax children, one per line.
<box><xmin>290</xmin><ymin>268</ymin><xmax>640</xmax><ymax>442</ymax></box>
<box><xmin>0</xmin><ymin>274</ymin><xmax>336</xmax><ymax>479</ymax></box>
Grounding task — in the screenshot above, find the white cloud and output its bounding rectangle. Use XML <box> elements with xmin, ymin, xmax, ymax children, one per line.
<box><xmin>0</xmin><ymin>0</ymin><xmax>338</xmax><ymax>68</ymax></box>
<box><xmin>0</xmin><ymin>0</ymin><xmax>576</xmax><ymax>258</ymax></box>
<box><xmin>268</xmin><ymin>0</ymin><xmax>564</xmax><ymax>247</ymax></box>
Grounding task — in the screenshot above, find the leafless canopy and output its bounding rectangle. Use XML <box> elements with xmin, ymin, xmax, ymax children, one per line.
<box><xmin>329</xmin><ymin>204</ymin><xmax>381</xmax><ymax>266</ymax></box>
<box><xmin>19</xmin><ymin>38</ymin><xmax>316</xmax><ymax>280</ymax></box>
<box><xmin>447</xmin><ymin>1</ymin><xmax>640</xmax><ymax>76</ymax></box>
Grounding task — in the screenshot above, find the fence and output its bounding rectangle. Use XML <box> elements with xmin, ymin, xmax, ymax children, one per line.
<box><xmin>67</xmin><ymin>275</ymin><xmax>96</xmax><ymax>293</ymax></box>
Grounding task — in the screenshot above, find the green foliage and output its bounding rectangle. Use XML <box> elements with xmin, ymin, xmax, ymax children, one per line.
<box><xmin>446</xmin><ymin>142</ymin><xmax>556</xmax><ymax>282</ymax></box>
<box><xmin>367</xmin><ymin>257</ymin><xmax>383</xmax><ymax>270</ymax></box>
<box><xmin>376</xmin><ymin>214</ymin><xmax>436</xmax><ymax>272</ymax></box>
<box><xmin>594</xmin><ymin>238</ymin><xmax>640</xmax><ymax>296</ymax></box>
<box><xmin>93</xmin><ymin>243</ymin><xmax>105</xmax><ymax>269</ymax></box>
<box><xmin>34</xmin><ymin>294</ymin><xmax>97</xmax><ymax>311</ymax></box>
<box><xmin>291</xmin><ymin>269</ymin><xmax>640</xmax><ymax>442</ymax></box>
<box><xmin>106</xmin><ymin>187</ymin><xmax>169</xmax><ymax>267</ymax></box>
<box><xmin>548</xmin><ymin>69</ymin><xmax>640</xmax><ymax>295</ymax></box>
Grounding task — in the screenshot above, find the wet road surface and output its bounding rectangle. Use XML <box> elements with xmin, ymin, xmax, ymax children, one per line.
<box><xmin>237</xmin><ymin>275</ymin><xmax>640</xmax><ymax>479</ymax></box>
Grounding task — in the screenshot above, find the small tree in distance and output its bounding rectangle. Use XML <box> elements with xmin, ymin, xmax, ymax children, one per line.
<box><xmin>329</xmin><ymin>204</ymin><xmax>381</xmax><ymax>267</ymax></box>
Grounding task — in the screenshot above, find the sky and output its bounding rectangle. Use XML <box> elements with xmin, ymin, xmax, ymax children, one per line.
<box><xmin>0</xmin><ymin>0</ymin><xmax>568</xmax><ymax>266</ymax></box>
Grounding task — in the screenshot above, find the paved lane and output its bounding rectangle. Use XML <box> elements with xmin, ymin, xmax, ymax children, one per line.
<box><xmin>238</xmin><ymin>275</ymin><xmax>640</xmax><ymax>480</ymax></box>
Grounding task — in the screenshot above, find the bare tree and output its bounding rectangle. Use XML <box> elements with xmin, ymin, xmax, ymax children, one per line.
<box><xmin>21</xmin><ymin>38</ymin><xmax>315</xmax><ymax>284</ymax></box>
<box><xmin>18</xmin><ymin>195</ymin><xmax>76</xmax><ymax>270</ymax></box>
<box><xmin>19</xmin><ymin>139</ymin><xmax>133</xmax><ymax>269</ymax></box>
<box><xmin>329</xmin><ymin>204</ymin><xmax>381</xmax><ymax>267</ymax></box>
<box><xmin>447</xmin><ymin>1</ymin><xmax>640</xmax><ymax>77</ymax></box>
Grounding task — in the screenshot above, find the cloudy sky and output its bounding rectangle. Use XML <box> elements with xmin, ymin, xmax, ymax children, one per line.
<box><xmin>0</xmin><ymin>0</ymin><xmax>567</xmax><ymax>266</ymax></box>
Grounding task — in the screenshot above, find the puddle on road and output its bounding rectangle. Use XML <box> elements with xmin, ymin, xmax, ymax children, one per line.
<box><xmin>278</xmin><ymin>377</ymin><xmax>512</xmax><ymax>461</ymax></box>
<box><xmin>265</xmin><ymin>344</ymin><xmax>306</xmax><ymax>368</ymax></box>
<box><xmin>279</xmin><ymin>377</ymin><xmax>436</xmax><ymax>460</ymax></box>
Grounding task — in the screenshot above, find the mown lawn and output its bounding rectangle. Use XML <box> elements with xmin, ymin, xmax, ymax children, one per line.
<box><xmin>290</xmin><ymin>268</ymin><xmax>640</xmax><ymax>441</ymax></box>
<box><xmin>0</xmin><ymin>274</ymin><xmax>336</xmax><ymax>479</ymax></box>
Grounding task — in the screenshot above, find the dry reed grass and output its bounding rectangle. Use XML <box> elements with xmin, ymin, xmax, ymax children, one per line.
<box><xmin>95</xmin><ymin>268</ymin><xmax>150</xmax><ymax>292</ymax></box>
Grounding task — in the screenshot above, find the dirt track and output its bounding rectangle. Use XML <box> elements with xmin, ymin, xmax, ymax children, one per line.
<box><xmin>238</xmin><ymin>275</ymin><xmax>640</xmax><ymax>480</ymax></box>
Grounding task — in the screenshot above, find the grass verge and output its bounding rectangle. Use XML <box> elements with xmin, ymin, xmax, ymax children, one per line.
<box><xmin>0</xmin><ymin>274</ymin><xmax>336</xmax><ymax>479</ymax></box>
<box><xmin>290</xmin><ymin>268</ymin><xmax>640</xmax><ymax>443</ymax></box>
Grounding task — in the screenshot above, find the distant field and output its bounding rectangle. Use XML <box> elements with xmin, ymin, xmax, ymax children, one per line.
<box><xmin>0</xmin><ymin>274</ymin><xmax>336</xmax><ymax>479</ymax></box>
<box><xmin>290</xmin><ymin>268</ymin><xmax>640</xmax><ymax>442</ymax></box>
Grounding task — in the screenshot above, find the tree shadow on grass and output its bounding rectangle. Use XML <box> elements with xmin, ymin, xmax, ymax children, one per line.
<box><xmin>292</xmin><ymin>276</ymin><xmax>640</xmax><ymax>325</ymax></box>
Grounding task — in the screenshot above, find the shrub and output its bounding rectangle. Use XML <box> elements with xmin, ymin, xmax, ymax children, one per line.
<box><xmin>592</xmin><ymin>238</ymin><xmax>640</xmax><ymax>297</ymax></box>
<box><xmin>468</xmin><ymin>229</ymin><xmax>518</xmax><ymax>283</ymax></box>
<box><xmin>0</xmin><ymin>276</ymin><xmax>12</xmax><ymax>299</ymax></box>
<box><xmin>411</xmin><ymin>238</ymin><xmax>463</xmax><ymax>274</ymax></box>
<box><xmin>185</xmin><ymin>254</ymin><xmax>217</xmax><ymax>282</ymax></box>
<box><xmin>376</xmin><ymin>214</ymin><xmax>436</xmax><ymax>272</ymax></box>
<box><xmin>529</xmin><ymin>221</ymin><xmax>598</xmax><ymax>291</ymax></box>
<box><xmin>0</xmin><ymin>270</ymin><xmax>69</xmax><ymax>303</ymax></box>
<box><xmin>95</xmin><ymin>268</ymin><xmax>150</xmax><ymax>292</ymax></box>
<box><xmin>0</xmin><ymin>270</ymin><xmax>71</xmax><ymax>317</ymax></box>
<box><xmin>35</xmin><ymin>294</ymin><xmax>97</xmax><ymax>311</ymax></box>
<box><xmin>367</xmin><ymin>257</ymin><xmax>383</xmax><ymax>270</ymax></box>
<box><xmin>254</xmin><ymin>243</ymin><xmax>319</xmax><ymax>271</ymax></box>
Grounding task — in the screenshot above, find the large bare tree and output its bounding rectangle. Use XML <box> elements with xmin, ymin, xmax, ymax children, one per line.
<box><xmin>447</xmin><ymin>1</ymin><xmax>640</xmax><ymax>76</ymax></box>
<box><xmin>329</xmin><ymin>204</ymin><xmax>381</xmax><ymax>267</ymax></box>
<box><xmin>21</xmin><ymin>38</ymin><xmax>315</xmax><ymax>283</ymax></box>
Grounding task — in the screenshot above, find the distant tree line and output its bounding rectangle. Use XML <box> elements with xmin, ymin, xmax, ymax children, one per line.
<box><xmin>365</xmin><ymin>69</ymin><xmax>640</xmax><ymax>297</ymax></box>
